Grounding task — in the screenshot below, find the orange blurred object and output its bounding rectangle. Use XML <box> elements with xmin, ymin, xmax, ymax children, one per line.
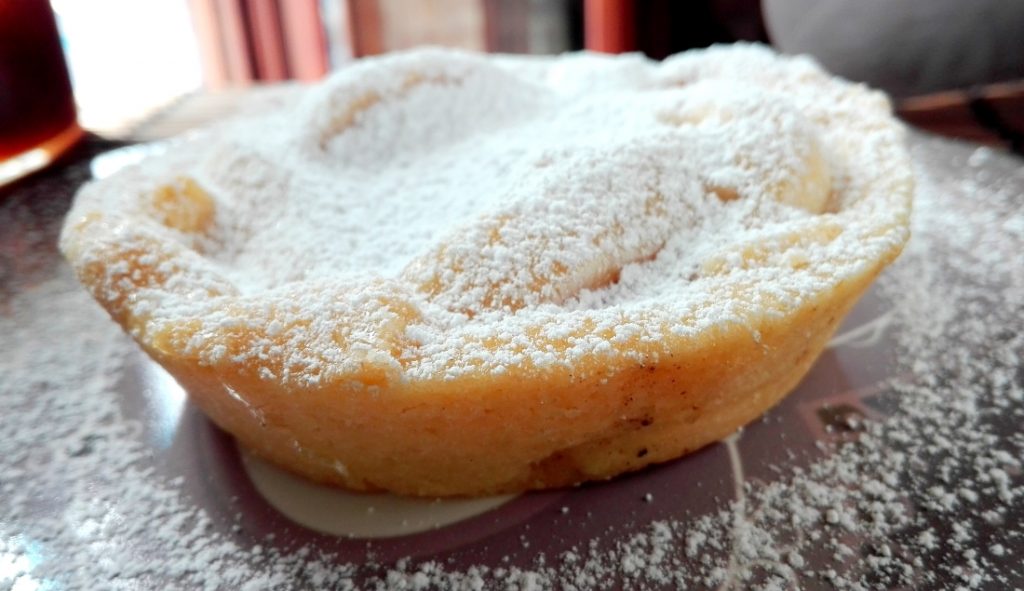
<box><xmin>0</xmin><ymin>0</ymin><xmax>82</xmax><ymax>184</ymax></box>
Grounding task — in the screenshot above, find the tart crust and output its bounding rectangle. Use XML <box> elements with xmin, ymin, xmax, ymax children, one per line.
<box><xmin>61</xmin><ymin>45</ymin><xmax>912</xmax><ymax>496</ymax></box>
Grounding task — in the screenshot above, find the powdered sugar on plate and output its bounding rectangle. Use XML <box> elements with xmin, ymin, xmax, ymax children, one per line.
<box><xmin>4</xmin><ymin>123</ymin><xmax>1022</xmax><ymax>589</ymax></box>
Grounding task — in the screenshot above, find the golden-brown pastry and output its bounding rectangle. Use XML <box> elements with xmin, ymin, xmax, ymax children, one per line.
<box><xmin>61</xmin><ymin>45</ymin><xmax>912</xmax><ymax>496</ymax></box>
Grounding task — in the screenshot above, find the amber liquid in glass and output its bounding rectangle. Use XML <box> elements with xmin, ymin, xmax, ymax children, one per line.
<box><xmin>0</xmin><ymin>0</ymin><xmax>81</xmax><ymax>180</ymax></box>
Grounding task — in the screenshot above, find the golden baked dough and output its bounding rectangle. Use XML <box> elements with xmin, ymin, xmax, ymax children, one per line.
<box><xmin>61</xmin><ymin>45</ymin><xmax>912</xmax><ymax>496</ymax></box>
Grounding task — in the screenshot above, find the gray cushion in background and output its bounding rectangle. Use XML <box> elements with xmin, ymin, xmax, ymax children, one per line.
<box><xmin>762</xmin><ymin>0</ymin><xmax>1024</xmax><ymax>97</ymax></box>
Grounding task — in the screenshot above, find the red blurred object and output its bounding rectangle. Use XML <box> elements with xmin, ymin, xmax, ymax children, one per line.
<box><xmin>246</xmin><ymin>0</ymin><xmax>288</xmax><ymax>81</ymax></box>
<box><xmin>0</xmin><ymin>0</ymin><xmax>82</xmax><ymax>181</ymax></box>
<box><xmin>280</xmin><ymin>0</ymin><xmax>328</xmax><ymax>80</ymax></box>
<box><xmin>584</xmin><ymin>0</ymin><xmax>768</xmax><ymax>58</ymax></box>
<box><xmin>584</xmin><ymin>0</ymin><xmax>634</xmax><ymax>53</ymax></box>
<box><xmin>188</xmin><ymin>0</ymin><xmax>329</xmax><ymax>87</ymax></box>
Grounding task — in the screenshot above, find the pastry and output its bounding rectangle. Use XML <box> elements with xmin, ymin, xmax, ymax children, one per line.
<box><xmin>61</xmin><ymin>45</ymin><xmax>912</xmax><ymax>496</ymax></box>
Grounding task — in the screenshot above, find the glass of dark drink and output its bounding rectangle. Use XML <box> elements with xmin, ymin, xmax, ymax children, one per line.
<box><xmin>0</xmin><ymin>0</ymin><xmax>82</xmax><ymax>185</ymax></box>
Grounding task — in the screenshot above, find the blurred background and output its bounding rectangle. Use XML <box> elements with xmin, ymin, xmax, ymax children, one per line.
<box><xmin>47</xmin><ymin>0</ymin><xmax>776</xmax><ymax>138</ymax></box>
<box><xmin>2</xmin><ymin>0</ymin><xmax>1022</xmax><ymax>181</ymax></box>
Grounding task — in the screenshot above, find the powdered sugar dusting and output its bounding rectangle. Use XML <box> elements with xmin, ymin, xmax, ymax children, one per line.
<box><xmin>5</xmin><ymin>131</ymin><xmax>1022</xmax><ymax>589</ymax></box>
<box><xmin>7</xmin><ymin>43</ymin><xmax>1022</xmax><ymax>588</ymax></box>
<box><xmin>366</xmin><ymin>138</ymin><xmax>1024</xmax><ymax>589</ymax></box>
<box><xmin>60</xmin><ymin>45</ymin><xmax>910</xmax><ymax>385</ymax></box>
